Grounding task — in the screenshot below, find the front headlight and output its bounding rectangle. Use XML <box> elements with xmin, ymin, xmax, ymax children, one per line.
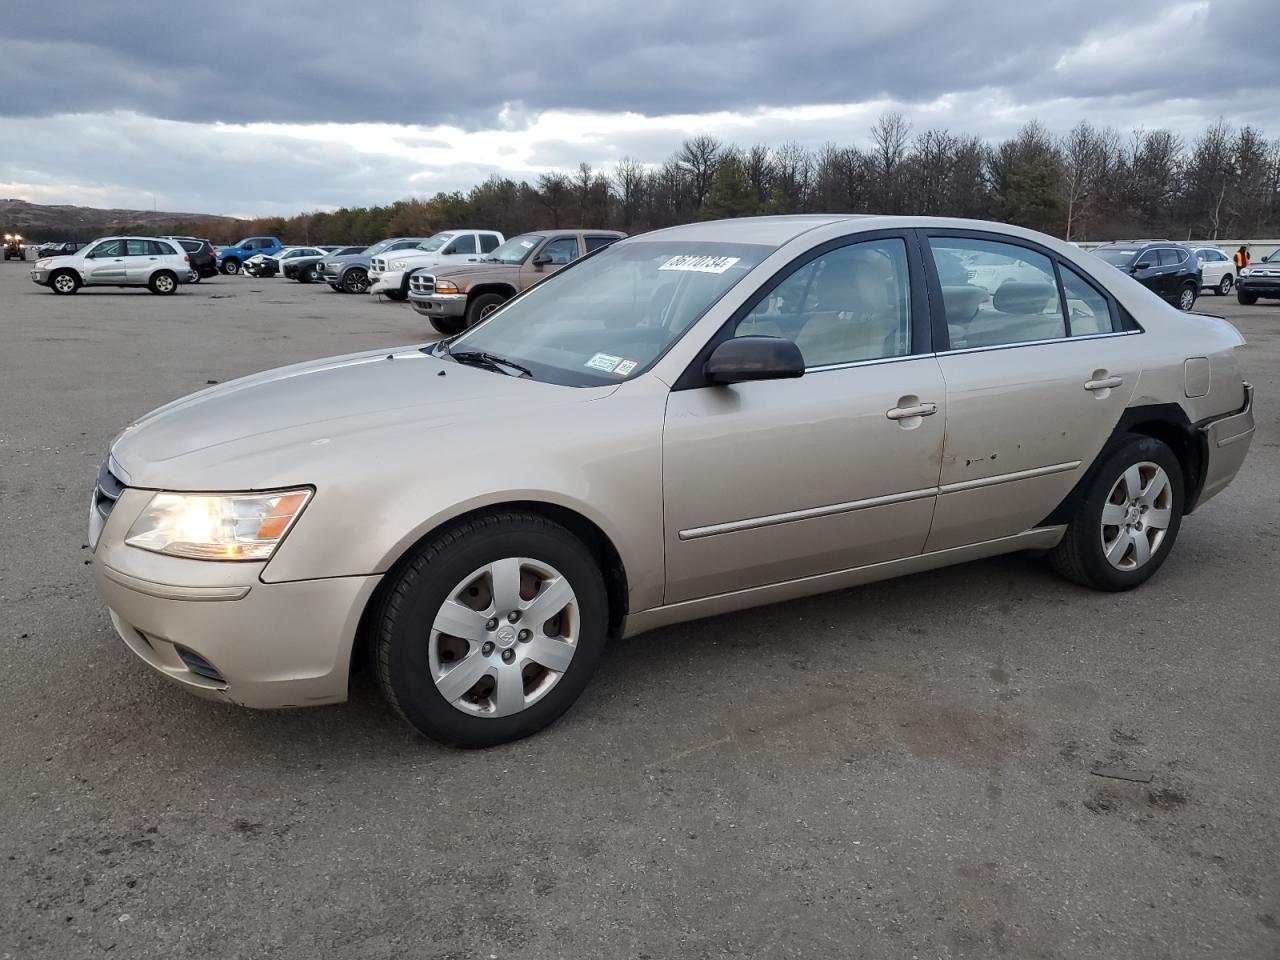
<box><xmin>37</xmin><ymin>259</ymin><xmax>52</xmax><ymax>268</ymax></box>
<box><xmin>434</xmin><ymin>280</ymin><xmax>461</xmax><ymax>295</ymax></box>
<box><xmin>125</xmin><ymin>489</ymin><xmax>312</xmax><ymax>561</ymax></box>
<box><xmin>1239</xmin><ymin>267</ymin><xmax>1252</xmax><ymax>277</ymax></box>
<box><xmin>389</xmin><ymin>260</ymin><xmax>408</xmax><ymax>271</ymax></box>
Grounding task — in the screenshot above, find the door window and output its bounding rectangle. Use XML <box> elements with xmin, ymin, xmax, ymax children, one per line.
<box><xmin>447</xmin><ymin>234</ymin><xmax>477</xmax><ymax>255</ymax></box>
<box><xmin>540</xmin><ymin>237</ymin><xmax>580</xmax><ymax>265</ymax></box>
<box><xmin>1157</xmin><ymin>248</ymin><xmax>1185</xmax><ymax>267</ymax></box>
<box><xmin>735</xmin><ymin>238</ymin><xmax>911</xmax><ymax>366</ymax></box>
<box><xmin>90</xmin><ymin>239</ymin><xmax>125</xmax><ymax>258</ymax></box>
<box><xmin>125</xmin><ymin>239</ymin><xmax>154</xmax><ymax>256</ymax></box>
<box><xmin>585</xmin><ymin>235</ymin><xmax>619</xmax><ymax>253</ymax></box>
<box><xmin>479</xmin><ymin>234</ymin><xmax>501</xmax><ymax>253</ymax></box>
<box><xmin>1059</xmin><ymin>263</ymin><xmax>1114</xmax><ymax>336</ymax></box>
<box><xmin>929</xmin><ymin>237</ymin><xmax>1065</xmax><ymax>349</ymax></box>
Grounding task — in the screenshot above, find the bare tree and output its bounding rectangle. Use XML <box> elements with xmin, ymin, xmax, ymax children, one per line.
<box><xmin>677</xmin><ymin>135</ymin><xmax>723</xmax><ymax>212</ymax></box>
<box><xmin>870</xmin><ymin>112</ymin><xmax>911</xmax><ymax>213</ymax></box>
<box><xmin>612</xmin><ymin>157</ymin><xmax>647</xmax><ymax>230</ymax></box>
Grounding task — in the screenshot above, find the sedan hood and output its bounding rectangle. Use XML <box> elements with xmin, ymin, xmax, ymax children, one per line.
<box><xmin>111</xmin><ymin>347</ymin><xmax>615</xmax><ymax>490</ymax></box>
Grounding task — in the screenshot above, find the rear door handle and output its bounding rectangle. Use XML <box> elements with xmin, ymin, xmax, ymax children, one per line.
<box><xmin>1084</xmin><ymin>376</ymin><xmax>1123</xmax><ymax>391</ymax></box>
<box><xmin>886</xmin><ymin>402</ymin><xmax>938</xmax><ymax>420</ymax></box>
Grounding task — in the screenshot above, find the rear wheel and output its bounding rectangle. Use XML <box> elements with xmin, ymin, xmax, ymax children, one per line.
<box><xmin>1237</xmin><ymin>290</ymin><xmax>1258</xmax><ymax>305</ymax></box>
<box><xmin>50</xmin><ymin>270</ymin><xmax>80</xmax><ymax>295</ymax></box>
<box><xmin>465</xmin><ymin>291</ymin><xmax>507</xmax><ymax>328</ymax></box>
<box><xmin>374</xmin><ymin>512</ymin><xmax>609</xmax><ymax>747</ymax></box>
<box><xmin>1177</xmin><ymin>283</ymin><xmax>1197</xmax><ymax>312</ymax></box>
<box><xmin>1217</xmin><ymin>274</ymin><xmax>1233</xmax><ymax>296</ymax></box>
<box><xmin>343</xmin><ymin>268</ymin><xmax>370</xmax><ymax>294</ymax></box>
<box><xmin>149</xmin><ymin>271</ymin><xmax>178</xmax><ymax>295</ymax></box>
<box><xmin>1049</xmin><ymin>435</ymin><xmax>1183</xmax><ymax>592</ymax></box>
<box><xmin>329</xmin><ymin>282</ymin><xmax>344</xmax><ymax>292</ymax></box>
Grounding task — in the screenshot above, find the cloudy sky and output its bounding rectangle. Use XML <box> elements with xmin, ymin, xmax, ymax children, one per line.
<box><xmin>2</xmin><ymin>0</ymin><xmax>1277</xmax><ymax>218</ymax></box>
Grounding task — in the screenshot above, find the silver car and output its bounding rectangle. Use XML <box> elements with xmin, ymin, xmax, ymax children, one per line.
<box><xmin>90</xmin><ymin>216</ymin><xmax>1255</xmax><ymax>746</ymax></box>
<box><xmin>31</xmin><ymin>235</ymin><xmax>191</xmax><ymax>295</ymax></box>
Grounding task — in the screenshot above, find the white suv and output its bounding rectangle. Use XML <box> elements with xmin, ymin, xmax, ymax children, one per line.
<box><xmin>30</xmin><ymin>236</ymin><xmax>191</xmax><ymax>295</ymax></box>
<box><xmin>369</xmin><ymin>230</ymin><xmax>504</xmax><ymax>300</ymax></box>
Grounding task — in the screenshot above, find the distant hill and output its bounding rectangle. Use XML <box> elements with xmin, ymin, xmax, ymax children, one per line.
<box><xmin>0</xmin><ymin>198</ymin><xmax>237</xmax><ymax>241</ymax></box>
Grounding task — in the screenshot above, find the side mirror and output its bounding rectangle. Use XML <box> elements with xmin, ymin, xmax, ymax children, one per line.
<box><xmin>532</xmin><ymin>253</ymin><xmax>552</xmax><ymax>267</ymax></box>
<box><xmin>704</xmin><ymin>336</ymin><xmax>805</xmax><ymax>385</ymax></box>
<box><xmin>1132</xmin><ymin>260</ymin><xmax>1151</xmax><ymax>272</ymax></box>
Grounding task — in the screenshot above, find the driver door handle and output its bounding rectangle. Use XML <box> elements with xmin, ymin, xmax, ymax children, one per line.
<box><xmin>886</xmin><ymin>402</ymin><xmax>937</xmax><ymax>420</ymax></box>
<box><xmin>1084</xmin><ymin>375</ymin><xmax>1123</xmax><ymax>391</ymax></box>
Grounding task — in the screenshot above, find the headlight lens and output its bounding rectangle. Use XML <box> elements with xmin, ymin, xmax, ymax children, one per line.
<box><xmin>389</xmin><ymin>260</ymin><xmax>408</xmax><ymax>270</ymax></box>
<box><xmin>125</xmin><ymin>489</ymin><xmax>312</xmax><ymax>561</ymax></box>
<box><xmin>434</xmin><ymin>280</ymin><xmax>460</xmax><ymax>295</ymax></box>
<box><xmin>38</xmin><ymin>258</ymin><xmax>52</xmax><ymax>268</ymax></box>
<box><xmin>1239</xmin><ymin>267</ymin><xmax>1251</xmax><ymax>277</ymax></box>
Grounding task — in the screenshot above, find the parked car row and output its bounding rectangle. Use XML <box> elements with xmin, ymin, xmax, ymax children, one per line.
<box><xmin>1088</xmin><ymin>240</ymin><xmax>1280</xmax><ymax>310</ymax></box>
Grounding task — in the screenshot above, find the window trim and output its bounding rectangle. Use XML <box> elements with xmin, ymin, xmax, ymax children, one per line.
<box><xmin>917</xmin><ymin>228</ymin><xmax>1129</xmax><ymax>353</ymax></box>
<box><xmin>672</xmin><ymin>229</ymin><xmax>933</xmax><ymax>391</ymax></box>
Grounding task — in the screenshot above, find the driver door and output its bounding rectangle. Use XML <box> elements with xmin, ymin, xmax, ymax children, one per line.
<box><xmin>83</xmin><ymin>239</ymin><xmax>127</xmax><ymax>284</ymax></box>
<box><xmin>662</xmin><ymin>234</ymin><xmax>945</xmax><ymax>603</ymax></box>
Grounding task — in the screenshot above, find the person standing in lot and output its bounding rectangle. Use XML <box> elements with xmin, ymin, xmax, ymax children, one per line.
<box><xmin>1234</xmin><ymin>245</ymin><xmax>1251</xmax><ymax>270</ymax></box>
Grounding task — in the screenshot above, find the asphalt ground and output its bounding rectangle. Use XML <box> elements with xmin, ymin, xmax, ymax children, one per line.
<box><xmin>1</xmin><ymin>261</ymin><xmax>1277</xmax><ymax>959</ymax></box>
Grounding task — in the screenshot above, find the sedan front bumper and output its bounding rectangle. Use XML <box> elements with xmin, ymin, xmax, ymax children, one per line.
<box><xmin>91</xmin><ymin>485</ymin><xmax>380</xmax><ymax>709</ymax></box>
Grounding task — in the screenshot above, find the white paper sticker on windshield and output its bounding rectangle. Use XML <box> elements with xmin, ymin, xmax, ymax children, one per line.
<box><xmin>658</xmin><ymin>255</ymin><xmax>741</xmax><ymax>274</ymax></box>
<box><xmin>614</xmin><ymin>359</ymin><xmax>639</xmax><ymax>377</ymax></box>
<box><xmin>585</xmin><ymin>352</ymin><xmax>623</xmax><ymax>372</ymax></box>
<box><xmin>519</xmin><ymin>239</ymin><xmax>535</xmax><ymax>248</ymax></box>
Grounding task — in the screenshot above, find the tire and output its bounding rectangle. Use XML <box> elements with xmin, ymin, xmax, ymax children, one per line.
<box><xmin>50</xmin><ymin>270</ymin><xmax>80</xmax><ymax>295</ymax></box>
<box><xmin>1237</xmin><ymin>290</ymin><xmax>1258</xmax><ymax>305</ymax></box>
<box><xmin>148</xmin><ymin>271</ymin><xmax>178</xmax><ymax>295</ymax></box>
<box><xmin>1177</xmin><ymin>283</ymin><xmax>1197</xmax><ymax>312</ymax></box>
<box><xmin>465</xmin><ymin>292</ymin><xmax>507</xmax><ymax>328</ymax></box>
<box><xmin>221</xmin><ymin>258</ymin><xmax>241</xmax><ymax>275</ymax></box>
<box><xmin>188</xmin><ymin>271</ymin><xmax>201</xmax><ymax>284</ymax></box>
<box><xmin>342</xmin><ymin>268</ymin><xmax>370</xmax><ymax>294</ymax></box>
<box><xmin>299</xmin><ymin>265</ymin><xmax>318</xmax><ymax>283</ymax></box>
<box><xmin>384</xmin><ymin>288</ymin><xmax>408</xmax><ymax>301</ymax></box>
<box><xmin>429</xmin><ymin>315</ymin><xmax>467</xmax><ymax>336</ymax></box>
<box><xmin>329</xmin><ymin>282</ymin><xmax>344</xmax><ymax>292</ymax></box>
<box><xmin>374</xmin><ymin>511</ymin><xmax>609</xmax><ymax>748</ymax></box>
<box><xmin>1216</xmin><ymin>274</ymin><xmax>1233</xmax><ymax>296</ymax></box>
<box><xmin>1049</xmin><ymin>435</ymin><xmax>1184</xmax><ymax>592</ymax></box>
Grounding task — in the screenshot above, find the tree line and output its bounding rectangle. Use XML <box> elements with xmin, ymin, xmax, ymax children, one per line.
<box><xmin>131</xmin><ymin>115</ymin><xmax>1280</xmax><ymax>246</ymax></box>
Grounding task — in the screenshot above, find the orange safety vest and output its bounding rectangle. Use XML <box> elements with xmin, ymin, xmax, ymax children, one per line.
<box><xmin>1234</xmin><ymin>250</ymin><xmax>1250</xmax><ymax>269</ymax></box>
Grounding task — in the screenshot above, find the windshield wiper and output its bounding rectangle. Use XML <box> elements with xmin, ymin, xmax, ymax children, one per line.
<box><xmin>447</xmin><ymin>348</ymin><xmax>533</xmax><ymax>378</ymax></box>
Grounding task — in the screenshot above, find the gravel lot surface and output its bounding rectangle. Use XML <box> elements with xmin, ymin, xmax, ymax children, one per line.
<box><xmin>1</xmin><ymin>263</ymin><xmax>1277</xmax><ymax>959</ymax></box>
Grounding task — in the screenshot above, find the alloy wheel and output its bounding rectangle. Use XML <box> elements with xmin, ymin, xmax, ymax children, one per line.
<box><xmin>1100</xmin><ymin>462</ymin><xmax>1173</xmax><ymax>571</ymax></box>
<box><xmin>1179</xmin><ymin>287</ymin><xmax>1195</xmax><ymax>311</ymax></box>
<box><xmin>428</xmin><ymin>557</ymin><xmax>578</xmax><ymax>718</ymax></box>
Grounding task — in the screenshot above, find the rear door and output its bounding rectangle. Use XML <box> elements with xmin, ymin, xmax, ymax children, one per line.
<box><xmin>923</xmin><ymin>231</ymin><xmax>1143</xmax><ymax>551</ymax></box>
<box><xmin>124</xmin><ymin>238</ymin><xmax>163</xmax><ymax>283</ymax></box>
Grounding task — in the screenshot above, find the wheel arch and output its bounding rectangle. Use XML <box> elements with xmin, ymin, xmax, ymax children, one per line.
<box><xmin>1039</xmin><ymin>402</ymin><xmax>1207</xmax><ymax>527</ymax></box>
<box><xmin>349</xmin><ymin>499</ymin><xmax>630</xmax><ymax>679</ymax></box>
<box><xmin>466</xmin><ymin>283</ymin><xmax>518</xmax><ymax>304</ymax></box>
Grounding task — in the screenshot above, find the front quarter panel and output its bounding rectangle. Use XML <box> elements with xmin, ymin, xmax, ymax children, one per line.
<box><xmin>260</xmin><ymin>379</ymin><xmax>670</xmax><ymax>615</ymax></box>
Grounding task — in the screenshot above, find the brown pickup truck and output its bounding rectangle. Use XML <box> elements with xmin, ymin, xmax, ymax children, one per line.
<box><xmin>408</xmin><ymin>228</ymin><xmax>625</xmax><ymax>334</ymax></box>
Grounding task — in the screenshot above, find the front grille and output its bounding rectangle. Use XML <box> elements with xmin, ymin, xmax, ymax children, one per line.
<box><xmin>174</xmin><ymin>646</ymin><xmax>226</xmax><ymax>683</ymax></box>
<box><xmin>94</xmin><ymin>458</ymin><xmax>127</xmax><ymax>520</ymax></box>
<box><xmin>409</xmin><ymin>273</ymin><xmax>436</xmax><ymax>294</ymax></box>
<box><xmin>371</xmin><ymin>257</ymin><xmax>387</xmax><ymax>271</ymax></box>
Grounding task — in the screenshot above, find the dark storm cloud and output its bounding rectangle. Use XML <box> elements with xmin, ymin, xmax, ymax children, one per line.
<box><xmin>3</xmin><ymin>0</ymin><xmax>1273</xmax><ymax>127</ymax></box>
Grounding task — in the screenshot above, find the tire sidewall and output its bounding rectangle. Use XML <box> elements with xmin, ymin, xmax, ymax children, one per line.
<box><xmin>465</xmin><ymin>292</ymin><xmax>507</xmax><ymax>328</ymax></box>
<box><xmin>343</xmin><ymin>268</ymin><xmax>369</xmax><ymax>294</ymax></box>
<box><xmin>1072</xmin><ymin>435</ymin><xmax>1184</xmax><ymax>590</ymax></box>
<box><xmin>429</xmin><ymin>315</ymin><xmax>466</xmax><ymax>336</ymax></box>
<box><xmin>380</xmin><ymin>518</ymin><xmax>608</xmax><ymax>747</ymax></box>
<box><xmin>149</xmin><ymin>271</ymin><xmax>177</xmax><ymax>295</ymax></box>
<box><xmin>50</xmin><ymin>270</ymin><xmax>79</xmax><ymax>294</ymax></box>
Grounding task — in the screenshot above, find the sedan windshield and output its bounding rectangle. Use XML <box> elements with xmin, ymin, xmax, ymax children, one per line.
<box><xmin>486</xmin><ymin>234</ymin><xmax>544</xmax><ymax>265</ymax></box>
<box><xmin>445</xmin><ymin>239</ymin><xmax>774</xmax><ymax>386</ymax></box>
<box><xmin>362</xmin><ymin>239</ymin><xmax>399</xmax><ymax>257</ymax></box>
<box><xmin>416</xmin><ymin>233</ymin><xmax>454</xmax><ymax>253</ymax></box>
<box><xmin>1092</xmin><ymin>248</ymin><xmax>1136</xmax><ymax>267</ymax></box>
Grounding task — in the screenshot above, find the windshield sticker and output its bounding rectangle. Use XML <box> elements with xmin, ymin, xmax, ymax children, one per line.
<box><xmin>585</xmin><ymin>352</ymin><xmax>623</xmax><ymax>372</ymax></box>
<box><xmin>659</xmin><ymin>255</ymin><xmax>741</xmax><ymax>274</ymax></box>
<box><xmin>519</xmin><ymin>239</ymin><xmax>535</xmax><ymax>248</ymax></box>
<box><xmin>613</xmin><ymin>359</ymin><xmax>639</xmax><ymax>377</ymax></box>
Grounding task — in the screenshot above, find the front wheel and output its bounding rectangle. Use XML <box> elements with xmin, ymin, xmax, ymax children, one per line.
<box><xmin>1049</xmin><ymin>435</ymin><xmax>1183</xmax><ymax>591</ymax></box>
<box><xmin>1217</xmin><ymin>274</ymin><xmax>1233</xmax><ymax>296</ymax></box>
<box><xmin>221</xmin><ymin>259</ymin><xmax>240</xmax><ymax>275</ymax></box>
<box><xmin>384</xmin><ymin>288</ymin><xmax>408</xmax><ymax>301</ymax></box>
<box><xmin>429</xmin><ymin>314</ymin><xmax>466</xmax><ymax>336</ymax></box>
<box><xmin>342</xmin><ymin>268</ymin><xmax>369</xmax><ymax>294</ymax></box>
<box><xmin>300</xmin><ymin>265</ymin><xmax>318</xmax><ymax>283</ymax></box>
<box><xmin>375</xmin><ymin>512</ymin><xmax>609</xmax><ymax>748</ymax></box>
<box><xmin>50</xmin><ymin>270</ymin><xmax>80</xmax><ymax>295</ymax></box>
<box><xmin>1177</xmin><ymin>284</ymin><xmax>1197</xmax><ymax>312</ymax></box>
<box><xmin>465</xmin><ymin>292</ymin><xmax>507</xmax><ymax>328</ymax></box>
<box><xmin>1237</xmin><ymin>290</ymin><xmax>1258</xmax><ymax>305</ymax></box>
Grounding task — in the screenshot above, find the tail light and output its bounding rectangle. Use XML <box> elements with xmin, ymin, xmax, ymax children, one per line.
<box><xmin>184</xmin><ymin>255</ymin><xmax>190</xmax><ymax>263</ymax></box>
